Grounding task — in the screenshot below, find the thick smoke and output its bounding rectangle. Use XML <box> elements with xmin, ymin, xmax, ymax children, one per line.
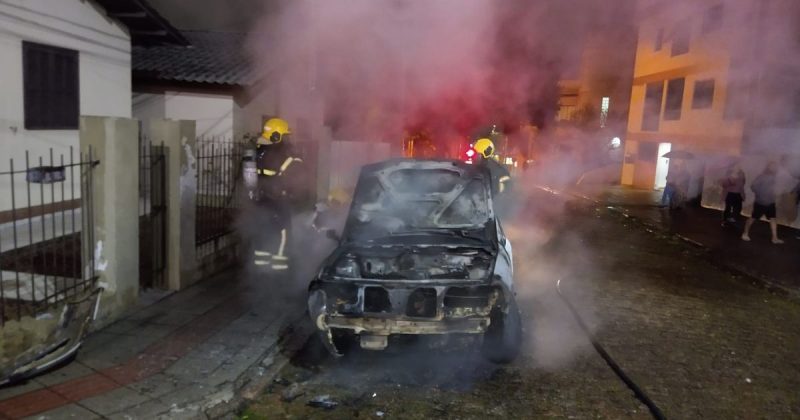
<box><xmin>238</xmin><ymin>0</ymin><xmax>641</xmax><ymax>372</ymax></box>
<box><xmin>245</xmin><ymin>0</ymin><xmax>636</xmax><ymax>146</ymax></box>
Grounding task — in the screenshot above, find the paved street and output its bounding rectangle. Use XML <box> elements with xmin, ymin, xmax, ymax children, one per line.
<box><xmin>243</xmin><ymin>190</ymin><xmax>800</xmax><ymax>419</ymax></box>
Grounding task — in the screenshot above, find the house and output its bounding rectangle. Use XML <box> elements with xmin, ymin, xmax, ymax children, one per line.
<box><xmin>0</xmin><ymin>0</ymin><xmax>185</xmax><ymax>217</ymax></box>
<box><xmin>621</xmin><ymin>0</ymin><xmax>800</xmax><ymax>199</ymax></box>
<box><xmin>131</xmin><ymin>30</ymin><xmax>270</xmax><ymax>140</ymax></box>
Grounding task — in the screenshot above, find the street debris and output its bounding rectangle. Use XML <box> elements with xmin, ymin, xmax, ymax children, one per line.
<box><xmin>281</xmin><ymin>382</ymin><xmax>305</xmax><ymax>402</ymax></box>
<box><xmin>308</xmin><ymin>394</ymin><xmax>339</xmax><ymax>410</ymax></box>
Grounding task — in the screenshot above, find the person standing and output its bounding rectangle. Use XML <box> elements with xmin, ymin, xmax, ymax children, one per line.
<box><xmin>741</xmin><ymin>161</ymin><xmax>784</xmax><ymax>244</ymax></box>
<box><xmin>249</xmin><ymin>117</ymin><xmax>305</xmax><ymax>271</ymax></box>
<box><xmin>673</xmin><ymin>162</ymin><xmax>691</xmax><ymax>210</ymax></box>
<box><xmin>720</xmin><ymin>165</ymin><xmax>746</xmax><ymax>226</ymax></box>
<box><xmin>660</xmin><ymin>163</ymin><xmax>677</xmax><ymax>208</ymax></box>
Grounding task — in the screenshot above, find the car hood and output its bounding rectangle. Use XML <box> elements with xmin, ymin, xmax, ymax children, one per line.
<box><xmin>342</xmin><ymin>159</ymin><xmax>494</xmax><ymax>243</ymax></box>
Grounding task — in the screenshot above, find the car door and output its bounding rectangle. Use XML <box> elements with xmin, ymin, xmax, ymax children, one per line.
<box><xmin>494</xmin><ymin>219</ymin><xmax>514</xmax><ymax>291</ymax></box>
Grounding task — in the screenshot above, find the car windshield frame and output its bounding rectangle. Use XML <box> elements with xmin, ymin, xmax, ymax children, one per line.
<box><xmin>342</xmin><ymin>159</ymin><xmax>494</xmax><ymax>243</ymax></box>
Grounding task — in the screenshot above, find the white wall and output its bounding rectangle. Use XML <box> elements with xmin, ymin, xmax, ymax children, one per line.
<box><xmin>132</xmin><ymin>93</ymin><xmax>165</xmax><ymax>138</ymax></box>
<box><xmin>165</xmin><ymin>92</ymin><xmax>233</xmax><ymax>139</ymax></box>
<box><xmin>134</xmin><ymin>91</ymin><xmax>237</xmax><ymax>139</ymax></box>
<box><xmin>0</xmin><ymin>0</ymin><xmax>131</xmax><ymax>212</ymax></box>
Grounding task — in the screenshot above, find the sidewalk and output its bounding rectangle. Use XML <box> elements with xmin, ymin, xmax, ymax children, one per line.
<box><xmin>570</xmin><ymin>185</ymin><xmax>800</xmax><ymax>297</ymax></box>
<box><xmin>0</xmin><ymin>269</ymin><xmax>305</xmax><ymax>419</ymax></box>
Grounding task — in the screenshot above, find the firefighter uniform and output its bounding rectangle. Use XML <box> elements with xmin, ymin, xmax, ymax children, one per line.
<box><xmin>250</xmin><ymin>118</ymin><xmax>303</xmax><ymax>271</ymax></box>
<box><xmin>474</xmin><ymin>138</ymin><xmax>511</xmax><ymax>197</ymax></box>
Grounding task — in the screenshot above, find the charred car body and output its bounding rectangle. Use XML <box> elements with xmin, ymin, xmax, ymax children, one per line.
<box><xmin>308</xmin><ymin>159</ymin><xmax>521</xmax><ymax>363</ymax></box>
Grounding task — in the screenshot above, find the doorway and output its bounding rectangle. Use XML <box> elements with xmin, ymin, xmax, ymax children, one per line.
<box><xmin>654</xmin><ymin>142</ymin><xmax>672</xmax><ymax>189</ymax></box>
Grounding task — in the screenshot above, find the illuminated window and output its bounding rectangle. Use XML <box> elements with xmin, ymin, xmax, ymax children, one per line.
<box><xmin>600</xmin><ymin>97</ymin><xmax>610</xmax><ymax>127</ymax></box>
<box><xmin>692</xmin><ymin>79</ymin><xmax>715</xmax><ymax>109</ymax></box>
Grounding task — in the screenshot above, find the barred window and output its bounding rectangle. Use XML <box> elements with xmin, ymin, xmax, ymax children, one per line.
<box><xmin>23</xmin><ymin>41</ymin><xmax>79</xmax><ymax>130</ymax></box>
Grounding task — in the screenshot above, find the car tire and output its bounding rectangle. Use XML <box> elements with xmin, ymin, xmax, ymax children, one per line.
<box><xmin>482</xmin><ymin>297</ymin><xmax>522</xmax><ymax>364</ymax></box>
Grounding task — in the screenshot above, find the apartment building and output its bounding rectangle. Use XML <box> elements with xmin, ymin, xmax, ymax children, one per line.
<box><xmin>621</xmin><ymin>0</ymin><xmax>800</xmax><ymax>198</ymax></box>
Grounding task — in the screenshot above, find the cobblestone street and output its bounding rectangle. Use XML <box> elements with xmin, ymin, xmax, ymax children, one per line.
<box><xmin>244</xmin><ymin>192</ymin><xmax>800</xmax><ymax>419</ymax></box>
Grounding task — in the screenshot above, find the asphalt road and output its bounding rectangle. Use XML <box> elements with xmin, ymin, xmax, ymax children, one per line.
<box><xmin>243</xmin><ymin>191</ymin><xmax>800</xmax><ymax>419</ymax></box>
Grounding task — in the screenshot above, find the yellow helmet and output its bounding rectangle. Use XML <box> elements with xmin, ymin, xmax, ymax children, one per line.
<box><xmin>328</xmin><ymin>188</ymin><xmax>350</xmax><ymax>205</ymax></box>
<box><xmin>260</xmin><ymin>118</ymin><xmax>291</xmax><ymax>144</ymax></box>
<box><xmin>474</xmin><ymin>138</ymin><xmax>495</xmax><ymax>158</ymax></box>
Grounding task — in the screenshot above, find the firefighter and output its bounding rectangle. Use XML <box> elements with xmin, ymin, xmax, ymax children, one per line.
<box><xmin>473</xmin><ymin>138</ymin><xmax>512</xmax><ymax>196</ymax></box>
<box><xmin>251</xmin><ymin>117</ymin><xmax>303</xmax><ymax>271</ymax></box>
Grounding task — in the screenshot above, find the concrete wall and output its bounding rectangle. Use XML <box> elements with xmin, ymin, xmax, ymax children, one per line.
<box><xmin>0</xmin><ymin>0</ymin><xmax>131</xmax><ymax>212</ymax></box>
<box><xmin>80</xmin><ymin>116</ymin><xmax>140</xmax><ymax>323</ymax></box>
<box><xmin>133</xmin><ymin>91</ymin><xmax>236</xmax><ymax>139</ymax></box>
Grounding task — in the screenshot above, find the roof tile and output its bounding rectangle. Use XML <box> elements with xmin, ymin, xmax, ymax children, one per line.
<box><xmin>132</xmin><ymin>31</ymin><xmax>254</xmax><ymax>86</ymax></box>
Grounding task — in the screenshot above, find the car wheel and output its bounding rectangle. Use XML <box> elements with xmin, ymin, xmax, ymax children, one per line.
<box><xmin>482</xmin><ymin>297</ymin><xmax>522</xmax><ymax>364</ymax></box>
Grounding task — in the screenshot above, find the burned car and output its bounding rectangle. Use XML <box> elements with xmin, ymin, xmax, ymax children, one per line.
<box><xmin>308</xmin><ymin>159</ymin><xmax>521</xmax><ymax>363</ymax></box>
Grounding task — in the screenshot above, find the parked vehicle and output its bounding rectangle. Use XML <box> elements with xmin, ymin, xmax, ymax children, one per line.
<box><xmin>308</xmin><ymin>159</ymin><xmax>522</xmax><ymax>363</ymax></box>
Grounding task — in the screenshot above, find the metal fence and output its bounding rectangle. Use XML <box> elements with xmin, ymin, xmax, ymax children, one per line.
<box><xmin>195</xmin><ymin>138</ymin><xmax>246</xmax><ymax>258</ymax></box>
<box><xmin>0</xmin><ymin>147</ymin><xmax>98</xmax><ymax>326</ymax></box>
<box><xmin>139</xmin><ymin>139</ymin><xmax>167</xmax><ymax>289</ymax></box>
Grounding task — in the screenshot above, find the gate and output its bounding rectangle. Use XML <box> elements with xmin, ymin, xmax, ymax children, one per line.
<box><xmin>139</xmin><ymin>140</ymin><xmax>167</xmax><ymax>289</ymax></box>
<box><xmin>195</xmin><ymin>138</ymin><xmax>245</xmax><ymax>261</ymax></box>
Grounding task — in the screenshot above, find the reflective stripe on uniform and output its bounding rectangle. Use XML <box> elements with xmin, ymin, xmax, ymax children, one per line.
<box><xmin>258</xmin><ymin>168</ymin><xmax>277</xmax><ymax>176</ymax></box>
<box><xmin>254</xmin><ymin>250</ymin><xmax>271</xmax><ymax>256</ymax></box>
<box><xmin>277</xmin><ymin>228</ymin><xmax>287</xmax><ymax>257</ymax></box>
<box><xmin>499</xmin><ymin>176</ymin><xmax>511</xmax><ymax>183</ymax></box>
<box><xmin>280</xmin><ymin>157</ymin><xmax>294</xmax><ymax>173</ymax></box>
<box><xmin>254</xmin><ymin>260</ymin><xmax>270</xmax><ymax>266</ymax></box>
<box><xmin>272</xmin><ymin>255</ymin><xmax>288</xmax><ymax>261</ymax></box>
<box><xmin>272</xmin><ymin>264</ymin><xmax>289</xmax><ymax>271</ymax></box>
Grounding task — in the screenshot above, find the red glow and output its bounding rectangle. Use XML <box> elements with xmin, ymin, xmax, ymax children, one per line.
<box><xmin>466</xmin><ymin>148</ymin><xmax>476</xmax><ymax>158</ymax></box>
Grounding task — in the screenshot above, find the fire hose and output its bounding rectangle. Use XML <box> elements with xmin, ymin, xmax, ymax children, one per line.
<box><xmin>556</xmin><ymin>278</ymin><xmax>667</xmax><ymax>420</ymax></box>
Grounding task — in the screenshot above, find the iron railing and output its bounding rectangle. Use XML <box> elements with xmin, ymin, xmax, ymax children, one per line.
<box><xmin>0</xmin><ymin>147</ymin><xmax>98</xmax><ymax>326</ymax></box>
<box><xmin>139</xmin><ymin>139</ymin><xmax>167</xmax><ymax>289</ymax></box>
<box><xmin>195</xmin><ymin>138</ymin><xmax>246</xmax><ymax>258</ymax></box>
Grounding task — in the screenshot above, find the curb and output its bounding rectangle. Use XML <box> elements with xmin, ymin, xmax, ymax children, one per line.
<box><xmin>201</xmin><ymin>313</ymin><xmax>314</xmax><ymax>419</ymax></box>
<box><xmin>554</xmin><ymin>187</ymin><xmax>799</xmax><ymax>301</ymax></box>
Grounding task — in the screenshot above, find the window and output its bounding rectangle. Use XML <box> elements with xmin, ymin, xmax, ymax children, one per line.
<box><xmin>654</xmin><ymin>28</ymin><xmax>664</xmax><ymax>51</ymax></box>
<box><xmin>702</xmin><ymin>4</ymin><xmax>724</xmax><ymax>34</ymax></box>
<box><xmin>23</xmin><ymin>41</ymin><xmax>79</xmax><ymax>130</ymax></box>
<box><xmin>642</xmin><ymin>82</ymin><xmax>664</xmax><ymax>131</ymax></box>
<box><xmin>692</xmin><ymin>79</ymin><xmax>715</xmax><ymax>109</ymax></box>
<box><xmin>671</xmin><ymin>20</ymin><xmax>691</xmax><ymax>56</ymax></box>
<box><xmin>664</xmin><ymin>78</ymin><xmax>685</xmax><ymax>120</ymax></box>
<box><xmin>600</xmin><ymin>97</ymin><xmax>610</xmax><ymax>127</ymax></box>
